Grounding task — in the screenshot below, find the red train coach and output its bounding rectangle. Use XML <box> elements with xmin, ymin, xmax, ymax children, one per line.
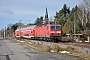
<box><xmin>22</xmin><ymin>26</ymin><xmax>36</xmax><ymax>39</ymax></box>
<box><xmin>34</xmin><ymin>24</ymin><xmax>62</xmax><ymax>42</ymax></box>
<box><xmin>15</xmin><ymin>26</ymin><xmax>36</xmax><ymax>39</ymax></box>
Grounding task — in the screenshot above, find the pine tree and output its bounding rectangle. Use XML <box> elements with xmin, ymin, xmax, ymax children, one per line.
<box><xmin>34</xmin><ymin>16</ymin><xmax>43</xmax><ymax>26</ymax></box>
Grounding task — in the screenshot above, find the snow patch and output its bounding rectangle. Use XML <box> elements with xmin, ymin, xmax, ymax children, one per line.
<box><xmin>59</xmin><ymin>51</ymin><xmax>70</xmax><ymax>54</ymax></box>
<box><xmin>20</xmin><ymin>41</ymin><xmax>25</xmax><ymax>42</ymax></box>
<box><xmin>50</xmin><ymin>50</ymin><xmax>55</xmax><ymax>53</ymax></box>
<box><xmin>29</xmin><ymin>42</ymin><xmax>33</xmax><ymax>44</ymax></box>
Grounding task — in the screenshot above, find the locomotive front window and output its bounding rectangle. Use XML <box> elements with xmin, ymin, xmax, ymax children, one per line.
<box><xmin>51</xmin><ymin>26</ymin><xmax>61</xmax><ymax>30</ymax></box>
<box><xmin>56</xmin><ymin>26</ymin><xmax>61</xmax><ymax>30</ymax></box>
<box><xmin>51</xmin><ymin>26</ymin><xmax>55</xmax><ymax>30</ymax></box>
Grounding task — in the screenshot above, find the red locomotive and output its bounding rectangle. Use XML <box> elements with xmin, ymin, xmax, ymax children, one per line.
<box><xmin>34</xmin><ymin>24</ymin><xmax>62</xmax><ymax>42</ymax></box>
<box><xmin>15</xmin><ymin>24</ymin><xmax>62</xmax><ymax>42</ymax></box>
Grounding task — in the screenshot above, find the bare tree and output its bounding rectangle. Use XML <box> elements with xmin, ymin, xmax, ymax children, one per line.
<box><xmin>7</xmin><ymin>24</ymin><xmax>13</xmax><ymax>29</ymax></box>
<box><xmin>82</xmin><ymin>0</ymin><xmax>90</xmax><ymax>12</ymax></box>
<box><xmin>0</xmin><ymin>29</ymin><xmax>4</xmax><ymax>37</ymax></box>
<box><xmin>78</xmin><ymin>0</ymin><xmax>90</xmax><ymax>29</ymax></box>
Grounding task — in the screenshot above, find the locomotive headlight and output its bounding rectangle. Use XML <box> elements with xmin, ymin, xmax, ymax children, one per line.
<box><xmin>58</xmin><ymin>33</ymin><xmax>61</xmax><ymax>35</ymax></box>
<box><xmin>51</xmin><ymin>33</ymin><xmax>54</xmax><ymax>35</ymax></box>
<box><xmin>51</xmin><ymin>31</ymin><xmax>55</xmax><ymax>35</ymax></box>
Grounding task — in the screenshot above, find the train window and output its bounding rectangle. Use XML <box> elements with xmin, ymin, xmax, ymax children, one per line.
<box><xmin>51</xmin><ymin>26</ymin><xmax>55</xmax><ymax>30</ymax></box>
<box><xmin>56</xmin><ymin>26</ymin><xmax>61</xmax><ymax>30</ymax></box>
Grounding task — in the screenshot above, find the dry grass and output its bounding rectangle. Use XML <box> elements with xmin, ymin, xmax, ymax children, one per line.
<box><xmin>51</xmin><ymin>44</ymin><xmax>60</xmax><ymax>53</ymax></box>
<box><xmin>69</xmin><ymin>50</ymin><xmax>90</xmax><ymax>60</ymax></box>
<box><xmin>43</xmin><ymin>45</ymin><xmax>51</xmax><ymax>52</ymax></box>
<box><xmin>66</xmin><ymin>45</ymin><xmax>75</xmax><ymax>53</ymax></box>
<box><xmin>20</xmin><ymin>40</ymin><xmax>50</xmax><ymax>52</ymax></box>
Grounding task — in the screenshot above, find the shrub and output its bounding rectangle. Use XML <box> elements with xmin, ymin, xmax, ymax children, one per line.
<box><xmin>43</xmin><ymin>45</ymin><xmax>51</xmax><ymax>52</ymax></box>
<box><xmin>52</xmin><ymin>44</ymin><xmax>60</xmax><ymax>53</ymax></box>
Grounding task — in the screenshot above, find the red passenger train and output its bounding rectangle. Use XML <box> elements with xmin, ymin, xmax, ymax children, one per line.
<box><xmin>15</xmin><ymin>24</ymin><xmax>62</xmax><ymax>42</ymax></box>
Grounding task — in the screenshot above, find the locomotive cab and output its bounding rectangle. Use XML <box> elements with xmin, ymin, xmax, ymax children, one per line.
<box><xmin>48</xmin><ymin>24</ymin><xmax>62</xmax><ymax>42</ymax></box>
<box><xmin>50</xmin><ymin>25</ymin><xmax>61</xmax><ymax>35</ymax></box>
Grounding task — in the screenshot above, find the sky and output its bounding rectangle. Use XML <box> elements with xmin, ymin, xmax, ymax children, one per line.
<box><xmin>0</xmin><ymin>0</ymin><xmax>82</xmax><ymax>29</ymax></box>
